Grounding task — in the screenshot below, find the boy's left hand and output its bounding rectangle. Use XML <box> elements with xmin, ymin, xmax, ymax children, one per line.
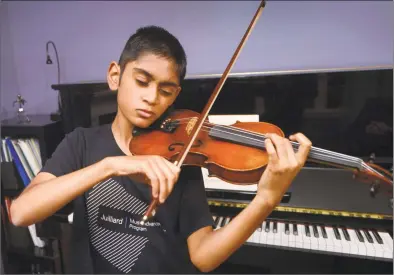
<box><xmin>256</xmin><ymin>133</ymin><xmax>312</xmax><ymax>207</ymax></box>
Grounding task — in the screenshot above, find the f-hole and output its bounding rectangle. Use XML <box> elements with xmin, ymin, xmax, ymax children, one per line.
<box><xmin>168</xmin><ymin>139</ymin><xmax>203</xmax><ymax>151</ymax></box>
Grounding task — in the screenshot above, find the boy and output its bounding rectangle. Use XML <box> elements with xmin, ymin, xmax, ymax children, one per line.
<box><xmin>9</xmin><ymin>26</ymin><xmax>312</xmax><ymax>273</ymax></box>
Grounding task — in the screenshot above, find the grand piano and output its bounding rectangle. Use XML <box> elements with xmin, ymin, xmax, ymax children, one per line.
<box><xmin>52</xmin><ymin>67</ymin><xmax>393</xmax><ymax>273</ymax></box>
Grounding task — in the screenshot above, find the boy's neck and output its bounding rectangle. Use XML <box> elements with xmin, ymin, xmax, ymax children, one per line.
<box><xmin>111</xmin><ymin>112</ymin><xmax>134</xmax><ymax>156</ymax></box>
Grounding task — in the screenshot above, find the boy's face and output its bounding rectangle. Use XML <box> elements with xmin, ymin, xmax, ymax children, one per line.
<box><xmin>107</xmin><ymin>53</ymin><xmax>181</xmax><ymax>128</ymax></box>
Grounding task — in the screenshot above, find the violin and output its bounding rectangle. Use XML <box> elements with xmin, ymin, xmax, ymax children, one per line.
<box><xmin>131</xmin><ymin>0</ymin><xmax>393</xmax><ymax>222</ymax></box>
<box><xmin>131</xmin><ymin>109</ymin><xmax>393</xmax><ymax>218</ymax></box>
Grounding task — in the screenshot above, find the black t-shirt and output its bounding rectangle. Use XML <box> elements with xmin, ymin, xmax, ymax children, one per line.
<box><xmin>41</xmin><ymin>124</ymin><xmax>214</xmax><ymax>274</ymax></box>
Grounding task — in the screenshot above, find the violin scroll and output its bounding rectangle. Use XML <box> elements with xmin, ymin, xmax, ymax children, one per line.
<box><xmin>352</xmin><ymin>160</ymin><xmax>393</xmax><ymax>197</ymax></box>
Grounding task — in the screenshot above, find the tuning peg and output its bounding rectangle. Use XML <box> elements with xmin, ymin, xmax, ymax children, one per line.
<box><xmin>368</xmin><ymin>153</ymin><xmax>376</xmax><ymax>163</ymax></box>
<box><xmin>369</xmin><ymin>180</ymin><xmax>381</xmax><ymax>198</ymax></box>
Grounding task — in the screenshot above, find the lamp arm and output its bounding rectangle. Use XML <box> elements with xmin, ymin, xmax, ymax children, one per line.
<box><xmin>46</xmin><ymin>41</ymin><xmax>61</xmax><ymax>112</ymax></box>
<box><xmin>46</xmin><ymin>41</ymin><xmax>60</xmax><ymax>85</ymax></box>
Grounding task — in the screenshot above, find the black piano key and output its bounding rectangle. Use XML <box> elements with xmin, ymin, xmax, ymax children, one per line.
<box><xmin>285</xmin><ymin>223</ymin><xmax>290</xmax><ymax>235</ymax></box>
<box><xmin>305</xmin><ymin>224</ymin><xmax>311</xmax><ymax>237</ymax></box>
<box><xmin>372</xmin><ymin>230</ymin><xmax>383</xmax><ymax>244</ymax></box>
<box><xmin>214</xmin><ymin>216</ymin><xmax>221</xmax><ymax>228</ymax></box>
<box><xmin>355</xmin><ymin>229</ymin><xmax>364</xmax><ymax>242</ymax></box>
<box><xmin>220</xmin><ymin>217</ymin><xmax>227</xmax><ymax>227</ymax></box>
<box><xmin>363</xmin><ymin>230</ymin><xmax>373</xmax><ymax>243</ymax></box>
<box><xmin>333</xmin><ymin>227</ymin><xmax>341</xmax><ymax>240</ymax></box>
<box><xmin>341</xmin><ymin>228</ymin><xmax>350</xmax><ymax>241</ymax></box>
<box><xmin>265</xmin><ymin>221</ymin><xmax>270</xmax><ymax>232</ymax></box>
<box><xmin>320</xmin><ymin>225</ymin><xmax>328</xmax><ymax>238</ymax></box>
<box><xmin>273</xmin><ymin>221</ymin><xmax>277</xmax><ymax>233</ymax></box>
<box><xmin>293</xmin><ymin>224</ymin><xmax>298</xmax><ymax>235</ymax></box>
<box><xmin>313</xmin><ymin>225</ymin><xmax>319</xmax><ymax>238</ymax></box>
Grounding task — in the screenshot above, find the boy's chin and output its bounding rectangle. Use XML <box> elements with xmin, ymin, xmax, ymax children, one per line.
<box><xmin>130</xmin><ymin>117</ymin><xmax>155</xmax><ymax>129</ymax></box>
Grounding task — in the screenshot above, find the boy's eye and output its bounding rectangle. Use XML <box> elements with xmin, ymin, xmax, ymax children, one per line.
<box><xmin>136</xmin><ymin>79</ymin><xmax>148</xmax><ymax>86</ymax></box>
<box><xmin>160</xmin><ymin>89</ymin><xmax>172</xmax><ymax>96</ymax></box>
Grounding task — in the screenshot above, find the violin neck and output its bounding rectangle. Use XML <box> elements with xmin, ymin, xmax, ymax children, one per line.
<box><xmin>305</xmin><ymin>145</ymin><xmax>362</xmax><ymax>170</ymax></box>
<box><xmin>209</xmin><ymin>125</ymin><xmax>362</xmax><ymax>170</ymax></box>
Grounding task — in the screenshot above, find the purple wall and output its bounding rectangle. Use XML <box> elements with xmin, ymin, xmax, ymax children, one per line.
<box><xmin>1</xmin><ymin>1</ymin><xmax>392</xmax><ymax>119</ymax></box>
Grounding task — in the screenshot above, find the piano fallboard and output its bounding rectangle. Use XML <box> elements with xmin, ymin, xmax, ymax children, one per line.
<box><xmin>204</xmin><ymin>167</ymin><xmax>393</xmax><ymax>218</ymax></box>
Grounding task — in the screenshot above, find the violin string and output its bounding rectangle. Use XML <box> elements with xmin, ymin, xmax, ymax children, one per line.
<box><xmin>175</xmin><ymin>118</ymin><xmax>360</xmax><ymax>166</ymax></box>
<box><xmin>205</xmin><ymin>125</ymin><xmax>363</xmax><ymax>168</ymax></box>
<box><xmin>173</xmin><ymin>117</ymin><xmax>361</xmax><ymax>160</ymax></box>
<box><xmin>177</xmin><ymin>121</ymin><xmax>360</xmax><ymax>169</ymax></box>
<box><xmin>170</xmin><ymin>118</ymin><xmax>390</xmax><ymax>182</ymax></box>
<box><xmin>208</xmin><ymin>123</ymin><xmax>362</xmax><ymax>164</ymax></box>
<box><xmin>172</xmin><ymin>117</ymin><xmax>362</xmax><ymax>167</ymax></box>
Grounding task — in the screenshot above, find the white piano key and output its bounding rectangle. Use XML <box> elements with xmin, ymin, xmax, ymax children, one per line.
<box><xmin>360</xmin><ymin>230</ymin><xmax>375</xmax><ymax>258</ymax></box>
<box><xmin>324</xmin><ymin>227</ymin><xmax>336</xmax><ymax>252</ymax></box>
<box><xmin>252</xmin><ymin>224</ymin><xmax>262</xmax><ymax>244</ymax></box>
<box><xmin>316</xmin><ymin>225</ymin><xmax>327</xmax><ymax>252</ymax></box>
<box><xmin>326</xmin><ymin>227</ymin><xmax>342</xmax><ymax>253</ymax></box>
<box><xmin>338</xmin><ymin>228</ymin><xmax>350</xmax><ymax>254</ymax></box>
<box><xmin>377</xmin><ymin>232</ymin><xmax>393</xmax><ymax>258</ymax></box>
<box><xmin>288</xmin><ymin>223</ymin><xmax>296</xmax><ymax>248</ymax></box>
<box><xmin>309</xmin><ymin>225</ymin><xmax>319</xmax><ymax>250</ymax></box>
<box><xmin>378</xmin><ymin>232</ymin><xmax>393</xmax><ymax>250</ymax></box>
<box><xmin>301</xmin><ymin>225</ymin><xmax>317</xmax><ymax>250</ymax></box>
<box><xmin>259</xmin><ymin>221</ymin><xmax>267</xmax><ymax>245</ymax></box>
<box><xmin>369</xmin><ymin>230</ymin><xmax>385</xmax><ymax>259</ymax></box>
<box><xmin>278</xmin><ymin>222</ymin><xmax>288</xmax><ymax>247</ymax></box>
<box><xmin>215</xmin><ymin>216</ymin><xmax>224</xmax><ymax>230</ymax></box>
<box><xmin>273</xmin><ymin>222</ymin><xmax>282</xmax><ymax>246</ymax></box>
<box><xmin>266</xmin><ymin>221</ymin><xmax>275</xmax><ymax>245</ymax></box>
<box><xmin>299</xmin><ymin>225</ymin><xmax>310</xmax><ymax>250</ymax></box>
<box><xmin>349</xmin><ymin>229</ymin><xmax>367</xmax><ymax>257</ymax></box>
<box><xmin>295</xmin><ymin>224</ymin><xmax>303</xmax><ymax>248</ymax></box>
<box><xmin>288</xmin><ymin>223</ymin><xmax>295</xmax><ymax>241</ymax></box>
<box><xmin>346</xmin><ymin>229</ymin><xmax>359</xmax><ymax>256</ymax></box>
<box><xmin>333</xmin><ymin>227</ymin><xmax>344</xmax><ymax>254</ymax></box>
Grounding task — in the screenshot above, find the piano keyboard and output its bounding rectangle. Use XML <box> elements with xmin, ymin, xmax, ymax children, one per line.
<box><xmin>212</xmin><ymin>215</ymin><xmax>393</xmax><ymax>261</ymax></box>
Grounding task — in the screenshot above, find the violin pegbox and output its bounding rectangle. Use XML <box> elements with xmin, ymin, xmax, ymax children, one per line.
<box><xmin>160</xmin><ymin>118</ymin><xmax>179</xmax><ymax>133</ymax></box>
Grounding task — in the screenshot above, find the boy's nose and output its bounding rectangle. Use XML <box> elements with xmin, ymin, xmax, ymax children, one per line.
<box><xmin>142</xmin><ymin>89</ymin><xmax>159</xmax><ymax>105</ymax></box>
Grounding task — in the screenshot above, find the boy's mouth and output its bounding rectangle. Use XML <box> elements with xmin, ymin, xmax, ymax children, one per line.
<box><xmin>136</xmin><ymin>109</ymin><xmax>155</xmax><ymax>118</ymax></box>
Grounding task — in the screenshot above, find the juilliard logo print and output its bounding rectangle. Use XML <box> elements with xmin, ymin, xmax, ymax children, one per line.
<box><xmin>86</xmin><ymin>178</ymin><xmax>157</xmax><ymax>273</ymax></box>
<box><xmin>101</xmin><ymin>214</ymin><xmax>123</xmax><ymax>224</ymax></box>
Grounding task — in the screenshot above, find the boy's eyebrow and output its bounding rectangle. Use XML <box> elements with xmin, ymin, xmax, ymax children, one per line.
<box><xmin>133</xmin><ymin>68</ymin><xmax>179</xmax><ymax>88</ymax></box>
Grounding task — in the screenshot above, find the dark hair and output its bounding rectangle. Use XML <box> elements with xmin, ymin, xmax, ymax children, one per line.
<box><xmin>118</xmin><ymin>25</ymin><xmax>187</xmax><ymax>83</ymax></box>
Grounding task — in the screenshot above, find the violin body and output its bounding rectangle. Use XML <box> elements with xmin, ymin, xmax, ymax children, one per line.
<box><xmin>130</xmin><ymin>109</ymin><xmax>284</xmax><ymax>185</ymax></box>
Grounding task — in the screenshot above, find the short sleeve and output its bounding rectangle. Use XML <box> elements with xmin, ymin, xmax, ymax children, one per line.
<box><xmin>40</xmin><ymin>127</ymin><xmax>85</xmax><ymax>177</ymax></box>
<box><xmin>179</xmin><ymin>166</ymin><xmax>214</xmax><ymax>239</ymax></box>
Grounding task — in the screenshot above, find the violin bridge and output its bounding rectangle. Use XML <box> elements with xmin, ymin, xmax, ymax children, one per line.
<box><xmin>186</xmin><ymin>117</ymin><xmax>198</xmax><ymax>136</ymax></box>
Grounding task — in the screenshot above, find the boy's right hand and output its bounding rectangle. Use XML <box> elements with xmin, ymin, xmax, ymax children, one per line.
<box><xmin>105</xmin><ymin>155</ymin><xmax>181</xmax><ymax>203</ymax></box>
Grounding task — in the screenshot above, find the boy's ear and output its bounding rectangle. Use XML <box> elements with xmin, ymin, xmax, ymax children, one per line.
<box><xmin>107</xmin><ymin>61</ymin><xmax>121</xmax><ymax>91</ymax></box>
